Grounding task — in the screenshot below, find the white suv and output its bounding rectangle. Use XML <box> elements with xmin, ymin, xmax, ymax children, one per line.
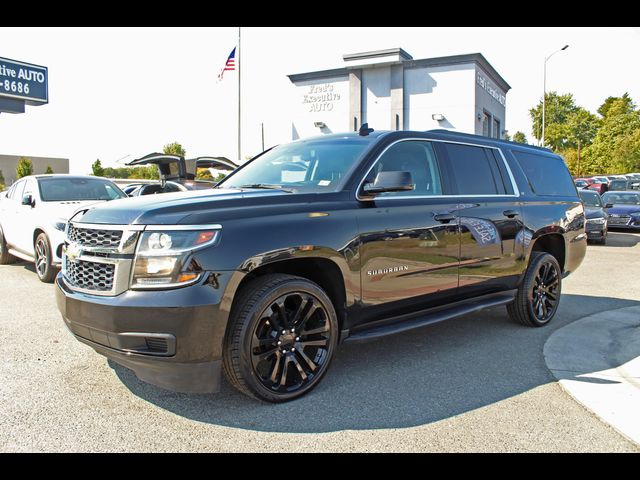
<box><xmin>0</xmin><ymin>175</ymin><xmax>127</xmax><ymax>282</ymax></box>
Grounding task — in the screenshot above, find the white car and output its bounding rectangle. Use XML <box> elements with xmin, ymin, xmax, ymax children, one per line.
<box><xmin>0</xmin><ymin>174</ymin><xmax>127</xmax><ymax>282</ymax></box>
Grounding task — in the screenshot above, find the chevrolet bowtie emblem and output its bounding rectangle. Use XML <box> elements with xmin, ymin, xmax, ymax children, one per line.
<box><xmin>64</xmin><ymin>243</ymin><xmax>82</xmax><ymax>262</ymax></box>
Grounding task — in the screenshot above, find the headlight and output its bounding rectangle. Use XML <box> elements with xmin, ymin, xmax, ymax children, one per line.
<box><xmin>131</xmin><ymin>228</ymin><xmax>220</xmax><ymax>289</ymax></box>
<box><xmin>586</xmin><ymin>218</ymin><xmax>606</xmax><ymax>224</ymax></box>
<box><xmin>52</xmin><ymin>219</ymin><xmax>67</xmax><ymax>232</ymax></box>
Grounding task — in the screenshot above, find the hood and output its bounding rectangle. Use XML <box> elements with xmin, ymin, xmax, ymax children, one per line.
<box><xmin>607</xmin><ymin>204</ymin><xmax>640</xmax><ymax>215</ymax></box>
<box><xmin>38</xmin><ymin>199</ymin><xmax>109</xmax><ymax>221</ymax></box>
<box><xmin>75</xmin><ymin>187</ymin><xmax>300</xmax><ymax>225</ymax></box>
<box><xmin>584</xmin><ymin>206</ymin><xmax>606</xmax><ymax>219</ymax></box>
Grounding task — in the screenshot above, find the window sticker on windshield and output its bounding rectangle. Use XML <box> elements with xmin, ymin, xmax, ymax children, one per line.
<box><xmin>318</xmin><ymin>180</ymin><xmax>331</xmax><ymax>186</ymax></box>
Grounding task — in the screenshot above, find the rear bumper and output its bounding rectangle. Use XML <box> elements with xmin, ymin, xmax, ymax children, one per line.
<box><xmin>55</xmin><ymin>272</ymin><xmax>234</xmax><ymax>393</ymax></box>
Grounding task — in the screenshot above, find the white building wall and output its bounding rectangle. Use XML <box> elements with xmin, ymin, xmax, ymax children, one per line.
<box><xmin>361</xmin><ymin>67</ymin><xmax>391</xmax><ymax>130</ymax></box>
<box><xmin>290</xmin><ymin>75</ymin><xmax>350</xmax><ymax>139</ymax></box>
<box><xmin>403</xmin><ymin>63</ymin><xmax>476</xmax><ymax>133</ymax></box>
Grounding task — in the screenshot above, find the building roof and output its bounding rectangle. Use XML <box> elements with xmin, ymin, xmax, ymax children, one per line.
<box><xmin>288</xmin><ymin>50</ymin><xmax>510</xmax><ymax>92</ymax></box>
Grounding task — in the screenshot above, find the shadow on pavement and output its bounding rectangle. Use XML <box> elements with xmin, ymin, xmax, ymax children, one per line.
<box><xmin>110</xmin><ymin>293</ymin><xmax>640</xmax><ymax>434</ymax></box>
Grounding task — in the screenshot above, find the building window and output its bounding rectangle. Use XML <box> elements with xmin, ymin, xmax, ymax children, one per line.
<box><xmin>493</xmin><ymin>118</ymin><xmax>500</xmax><ymax>139</ymax></box>
<box><xmin>482</xmin><ymin>112</ymin><xmax>491</xmax><ymax>137</ymax></box>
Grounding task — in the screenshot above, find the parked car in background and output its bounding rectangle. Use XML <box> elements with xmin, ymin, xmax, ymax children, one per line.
<box><xmin>601</xmin><ymin>191</ymin><xmax>640</xmax><ymax>230</ymax></box>
<box><xmin>586</xmin><ymin>177</ymin><xmax>608</xmax><ymax>194</ymax></box>
<box><xmin>574</xmin><ymin>178</ymin><xmax>590</xmax><ymax>189</ymax></box>
<box><xmin>578</xmin><ymin>189</ymin><xmax>608</xmax><ymax>244</ymax></box>
<box><xmin>126</xmin><ymin>154</ymin><xmax>238</xmax><ymax>196</ymax></box>
<box><xmin>608</xmin><ymin>178</ymin><xmax>631</xmax><ymax>191</ymax></box>
<box><xmin>0</xmin><ymin>175</ymin><xmax>127</xmax><ymax>282</ymax></box>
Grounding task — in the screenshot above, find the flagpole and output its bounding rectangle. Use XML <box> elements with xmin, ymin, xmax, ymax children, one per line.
<box><xmin>237</xmin><ymin>26</ymin><xmax>241</xmax><ymax>163</ymax></box>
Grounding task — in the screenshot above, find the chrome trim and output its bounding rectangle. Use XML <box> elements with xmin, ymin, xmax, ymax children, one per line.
<box><xmin>355</xmin><ymin>137</ymin><xmax>521</xmax><ymax>202</ymax></box>
<box><xmin>144</xmin><ymin>224</ymin><xmax>222</xmax><ymax>231</ymax></box>
<box><xmin>130</xmin><ymin>273</ymin><xmax>204</xmax><ymax>290</ymax></box>
<box><xmin>70</xmin><ymin>222</ymin><xmax>146</xmax><ymax>231</ymax></box>
<box><xmin>61</xmin><ymin>253</ymin><xmax>133</xmax><ymax>297</ymax></box>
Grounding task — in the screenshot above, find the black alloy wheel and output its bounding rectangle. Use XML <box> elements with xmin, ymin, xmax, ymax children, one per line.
<box><xmin>223</xmin><ymin>274</ymin><xmax>338</xmax><ymax>402</ymax></box>
<box><xmin>530</xmin><ymin>258</ymin><xmax>560</xmax><ymax>323</ymax></box>
<box><xmin>250</xmin><ymin>292</ymin><xmax>332</xmax><ymax>394</ymax></box>
<box><xmin>507</xmin><ymin>251</ymin><xmax>562</xmax><ymax>327</ymax></box>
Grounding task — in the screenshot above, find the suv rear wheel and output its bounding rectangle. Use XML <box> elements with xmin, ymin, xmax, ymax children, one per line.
<box><xmin>0</xmin><ymin>226</ymin><xmax>18</xmax><ymax>265</ymax></box>
<box><xmin>223</xmin><ymin>274</ymin><xmax>338</xmax><ymax>402</ymax></box>
<box><xmin>507</xmin><ymin>251</ymin><xmax>562</xmax><ymax>327</ymax></box>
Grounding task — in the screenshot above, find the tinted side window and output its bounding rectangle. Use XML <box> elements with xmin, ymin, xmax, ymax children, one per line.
<box><xmin>512</xmin><ymin>151</ymin><xmax>577</xmax><ymax>197</ymax></box>
<box><xmin>368</xmin><ymin>141</ymin><xmax>443</xmax><ymax>197</ymax></box>
<box><xmin>442</xmin><ymin>143</ymin><xmax>500</xmax><ymax>195</ymax></box>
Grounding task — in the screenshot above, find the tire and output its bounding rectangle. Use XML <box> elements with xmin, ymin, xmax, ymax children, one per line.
<box><xmin>507</xmin><ymin>251</ymin><xmax>562</xmax><ymax>327</ymax></box>
<box><xmin>223</xmin><ymin>273</ymin><xmax>338</xmax><ymax>403</ymax></box>
<box><xmin>34</xmin><ymin>232</ymin><xmax>56</xmax><ymax>283</ymax></box>
<box><xmin>0</xmin><ymin>225</ymin><xmax>18</xmax><ymax>265</ymax></box>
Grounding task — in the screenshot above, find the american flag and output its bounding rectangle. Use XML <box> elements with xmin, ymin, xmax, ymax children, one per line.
<box><xmin>218</xmin><ymin>47</ymin><xmax>236</xmax><ymax>81</ymax></box>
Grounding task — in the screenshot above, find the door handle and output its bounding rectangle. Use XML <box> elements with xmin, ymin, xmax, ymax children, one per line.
<box><xmin>434</xmin><ymin>213</ymin><xmax>456</xmax><ymax>223</ymax></box>
<box><xmin>503</xmin><ymin>210</ymin><xmax>519</xmax><ymax>218</ymax></box>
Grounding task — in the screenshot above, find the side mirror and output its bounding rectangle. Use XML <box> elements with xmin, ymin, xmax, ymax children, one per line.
<box><xmin>362</xmin><ymin>171</ymin><xmax>415</xmax><ymax>196</ymax></box>
<box><xmin>604</xmin><ymin>203</ymin><xmax>614</xmax><ymax>209</ymax></box>
<box><xmin>22</xmin><ymin>194</ymin><xmax>34</xmax><ymax>206</ymax></box>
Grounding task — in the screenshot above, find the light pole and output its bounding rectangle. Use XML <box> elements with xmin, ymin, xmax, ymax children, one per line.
<box><xmin>542</xmin><ymin>44</ymin><xmax>569</xmax><ymax>147</ymax></box>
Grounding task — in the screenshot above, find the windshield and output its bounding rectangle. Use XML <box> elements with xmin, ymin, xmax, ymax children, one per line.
<box><xmin>579</xmin><ymin>190</ymin><xmax>602</xmax><ymax>207</ymax></box>
<box><xmin>602</xmin><ymin>192</ymin><xmax>640</xmax><ymax>205</ymax></box>
<box><xmin>217</xmin><ymin>137</ymin><xmax>372</xmax><ymax>193</ymax></box>
<box><xmin>39</xmin><ymin>178</ymin><xmax>127</xmax><ymax>202</ymax></box>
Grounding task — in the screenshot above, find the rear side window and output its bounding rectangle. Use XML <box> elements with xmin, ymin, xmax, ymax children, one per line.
<box><xmin>512</xmin><ymin>151</ymin><xmax>577</xmax><ymax>197</ymax></box>
<box><xmin>441</xmin><ymin>143</ymin><xmax>501</xmax><ymax>195</ymax></box>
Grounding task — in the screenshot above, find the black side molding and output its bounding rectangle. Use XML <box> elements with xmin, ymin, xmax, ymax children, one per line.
<box><xmin>343</xmin><ymin>291</ymin><xmax>517</xmax><ymax>344</ymax></box>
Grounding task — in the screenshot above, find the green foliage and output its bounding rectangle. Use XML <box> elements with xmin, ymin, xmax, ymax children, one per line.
<box><xmin>512</xmin><ymin>131</ymin><xmax>528</xmax><ymax>144</ymax></box>
<box><xmin>44</xmin><ymin>165</ymin><xmax>54</xmax><ymax>174</ymax></box>
<box><xmin>163</xmin><ymin>142</ymin><xmax>186</xmax><ymax>157</ymax></box>
<box><xmin>102</xmin><ymin>165</ymin><xmax>159</xmax><ymax>180</ymax></box>
<box><xmin>195</xmin><ymin>168</ymin><xmax>213</xmax><ymax>180</ymax></box>
<box><xmin>16</xmin><ymin>157</ymin><xmax>33</xmax><ymax>179</ymax></box>
<box><xmin>581</xmin><ymin>96</ymin><xmax>640</xmax><ymax>175</ymax></box>
<box><xmin>92</xmin><ymin>159</ymin><xmax>105</xmax><ymax>177</ymax></box>
<box><xmin>0</xmin><ymin>169</ymin><xmax>4</xmax><ymax>184</ymax></box>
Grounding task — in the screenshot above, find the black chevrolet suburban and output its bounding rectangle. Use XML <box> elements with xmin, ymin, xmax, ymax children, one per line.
<box><xmin>56</xmin><ymin>128</ymin><xmax>586</xmax><ymax>402</ymax></box>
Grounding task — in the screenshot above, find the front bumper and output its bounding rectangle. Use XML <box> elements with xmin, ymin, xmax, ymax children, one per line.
<box><xmin>56</xmin><ymin>272</ymin><xmax>233</xmax><ymax>393</ymax></box>
<box><xmin>585</xmin><ymin>221</ymin><xmax>607</xmax><ymax>240</ymax></box>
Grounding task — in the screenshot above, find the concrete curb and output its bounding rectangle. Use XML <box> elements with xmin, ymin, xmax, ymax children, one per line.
<box><xmin>544</xmin><ymin>306</ymin><xmax>640</xmax><ymax>446</ymax></box>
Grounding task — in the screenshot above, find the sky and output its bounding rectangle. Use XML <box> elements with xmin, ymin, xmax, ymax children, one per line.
<box><xmin>1</xmin><ymin>26</ymin><xmax>640</xmax><ymax>174</ymax></box>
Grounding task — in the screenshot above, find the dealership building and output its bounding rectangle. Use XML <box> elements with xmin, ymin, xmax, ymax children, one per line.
<box><xmin>288</xmin><ymin>48</ymin><xmax>510</xmax><ymax>140</ymax></box>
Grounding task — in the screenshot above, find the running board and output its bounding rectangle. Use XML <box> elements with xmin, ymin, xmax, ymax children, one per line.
<box><xmin>8</xmin><ymin>248</ymin><xmax>34</xmax><ymax>263</ymax></box>
<box><xmin>344</xmin><ymin>292</ymin><xmax>516</xmax><ymax>344</ymax></box>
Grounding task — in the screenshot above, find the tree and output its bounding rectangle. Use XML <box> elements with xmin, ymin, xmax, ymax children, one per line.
<box><xmin>529</xmin><ymin>92</ymin><xmax>580</xmax><ymax>149</ymax></box>
<box><xmin>512</xmin><ymin>131</ymin><xmax>528</xmax><ymax>144</ymax></box>
<box><xmin>92</xmin><ymin>159</ymin><xmax>105</xmax><ymax>177</ymax></box>
<box><xmin>163</xmin><ymin>142</ymin><xmax>186</xmax><ymax>157</ymax></box>
<box><xmin>44</xmin><ymin>165</ymin><xmax>53</xmax><ymax>174</ymax></box>
<box><xmin>582</xmin><ymin>96</ymin><xmax>640</xmax><ymax>175</ymax></box>
<box><xmin>0</xmin><ymin>169</ymin><xmax>5</xmax><ymax>191</ymax></box>
<box><xmin>16</xmin><ymin>157</ymin><xmax>33</xmax><ymax>179</ymax></box>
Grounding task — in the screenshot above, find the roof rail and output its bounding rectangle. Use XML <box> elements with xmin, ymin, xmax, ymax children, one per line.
<box><xmin>425</xmin><ymin>129</ymin><xmax>552</xmax><ymax>153</ymax></box>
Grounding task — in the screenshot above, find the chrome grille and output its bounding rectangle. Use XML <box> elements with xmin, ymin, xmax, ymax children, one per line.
<box><xmin>608</xmin><ymin>215</ymin><xmax>630</xmax><ymax>225</ymax></box>
<box><xmin>67</xmin><ymin>225</ymin><xmax>122</xmax><ymax>249</ymax></box>
<box><xmin>66</xmin><ymin>259</ymin><xmax>115</xmax><ymax>292</ymax></box>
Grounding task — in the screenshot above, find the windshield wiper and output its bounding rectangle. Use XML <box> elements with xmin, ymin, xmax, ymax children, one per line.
<box><xmin>237</xmin><ymin>184</ymin><xmax>294</xmax><ymax>193</ymax></box>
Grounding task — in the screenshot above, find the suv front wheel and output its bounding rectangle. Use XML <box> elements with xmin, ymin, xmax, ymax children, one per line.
<box><xmin>507</xmin><ymin>251</ymin><xmax>562</xmax><ymax>327</ymax></box>
<box><xmin>223</xmin><ymin>274</ymin><xmax>338</xmax><ymax>402</ymax></box>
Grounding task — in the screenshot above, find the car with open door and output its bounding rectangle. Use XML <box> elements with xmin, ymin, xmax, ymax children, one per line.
<box><xmin>126</xmin><ymin>153</ymin><xmax>238</xmax><ymax>196</ymax></box>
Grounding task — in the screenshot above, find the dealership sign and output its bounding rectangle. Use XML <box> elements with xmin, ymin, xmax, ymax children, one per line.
<box><xmin>0</xmin><ymin>56</ymin><xmax>48</xmax><ymax>105</ymax></box>
<box><xmin>476</xmin><ymin>73</ymin><xmax>506</xmax><ymax>107</ymax></box>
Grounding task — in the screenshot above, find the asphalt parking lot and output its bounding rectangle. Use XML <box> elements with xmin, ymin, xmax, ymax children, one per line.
<box><xmin>1</xmin><ymin>232</ymin><xmax>639</xmax><ymax>452</ymax></box>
